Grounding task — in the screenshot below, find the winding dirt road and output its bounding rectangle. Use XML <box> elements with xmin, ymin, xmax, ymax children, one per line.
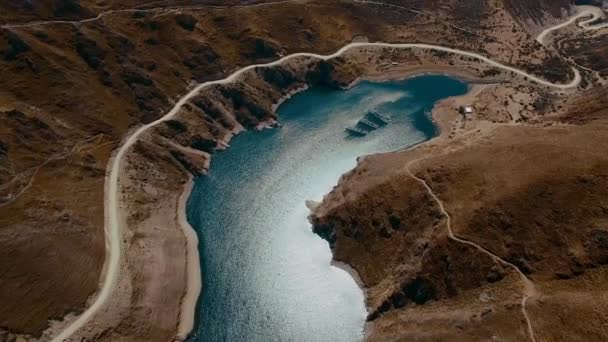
<box><xmin>405</xmin><ymin>159</ymin><xmax>538</xmax><ymax>342</ymax></box>
<box><xmin>537</xmin><ymin>5</ymin><xmax>608</xmax><ymax>44</ymax></box>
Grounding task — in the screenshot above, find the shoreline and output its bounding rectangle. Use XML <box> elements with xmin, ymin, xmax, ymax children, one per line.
<box><xmin>343</xmin><ymin>67</ymin><xmax>496</xmax><ymax>149</ymax></box>
<box><xmin>329</xmin><ymin>259</ymin><xmax>369</xmax><ymax>338</ymax></box>
<box><xmin>175</xmin><ymin>82</ymin><xmax>314</xmax><ymax>339</ymax></box>
<box><xmin>176</xmin><ymin>65</ymin><xmax>483</xmax><ymax>339</ymax></box>
<box><xmin>175</xmin><ymin>178</ymin><xmax>201</xmax><ymax>341</ymax></box>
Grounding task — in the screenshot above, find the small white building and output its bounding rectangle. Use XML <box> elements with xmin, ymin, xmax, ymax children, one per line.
<box><xmin>458</xmin><ymin>105</ymin><xmax>474</xmax><ymax>116</ymax></box>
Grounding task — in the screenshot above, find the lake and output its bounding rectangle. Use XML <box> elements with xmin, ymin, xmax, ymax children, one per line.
<box><xmin>187</xmin><ymin>75</ymin><xmax>469</xmax><ymax>341</ymax></box>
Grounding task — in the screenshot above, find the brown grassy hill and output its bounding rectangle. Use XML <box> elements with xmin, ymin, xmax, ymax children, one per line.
<box><xmin>310</xmin><ymin>87</ymin><xmax>608</xmax><ymax>341</ymax></box>
<box><xmin>0</xmin><ymin>0</ymin><xmax>592</xmax><ymax>339</ymax></box>
<box><xmin>0</xmin><ymin>0</ymin><xmax>268</xmax><ymax>23</ymax></box>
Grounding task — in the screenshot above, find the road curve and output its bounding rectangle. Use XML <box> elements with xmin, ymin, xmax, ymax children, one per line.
<box><xmin>537</xmin><ymin>5</ymin><xmax>608</xmax><ymax>44</ymax></box>
<box><xmin>577</xmin><ymin>5</ymin><xmax>608</xmax><ymax>30</ymax></box>
<box><xmin>51</xmin><ymin>42</ymin><xmax>580</xmax><ymax>341</ymax></box>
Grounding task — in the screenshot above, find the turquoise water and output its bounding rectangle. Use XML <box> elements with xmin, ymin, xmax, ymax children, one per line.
<box><xmin>186</xmin><ymin>75</ymin><xmax>468</xmax><ymax>341</ymax></box>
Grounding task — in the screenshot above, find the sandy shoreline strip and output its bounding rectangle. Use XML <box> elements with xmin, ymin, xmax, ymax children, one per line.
<box><xmin>176</xmin><ymin>179</ymin><xmax>201</xmax><ymax>340</ymax></box>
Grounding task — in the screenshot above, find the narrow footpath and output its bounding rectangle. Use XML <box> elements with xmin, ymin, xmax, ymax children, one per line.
<box><xmin>405</xmin><ymin>159</ymin><xmax>537</xmax><ymax>342</ymax></box>
<box><xmin>0</xmin><ymin>0</ymin><xmax>304</xmax><ymax>29</ymax></box>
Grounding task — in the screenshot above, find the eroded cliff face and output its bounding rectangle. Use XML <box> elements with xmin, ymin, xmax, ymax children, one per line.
<box><xmin>137</xmin><ymin>58</ymin><xmax>339</xmax><ymax>181</ymax></box>
<box><xmin>309</xmin><ymin>85</ymin><xmax>608</xmax><ymax>341</ymax></box>
<box><xmin>309</xmin><ymin>175</ymin><xmax>502</xmax><ymax>321</ymax></box>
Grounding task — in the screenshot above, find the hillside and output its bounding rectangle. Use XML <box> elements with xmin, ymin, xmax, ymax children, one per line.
<box><xmin>311</xmin><ymin>87</ymin><xmax>608</xmax><ymax>341</ymax></box>
<box><xmin>1</xmin><ymin>0</ymin><xmax>604</xmax><ymax>341</ymax></box>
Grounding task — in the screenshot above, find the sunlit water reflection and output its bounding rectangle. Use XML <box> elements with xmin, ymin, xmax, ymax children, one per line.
<box><xmin>187</xmin><ymin>75</ymin><xmax>468</xmax><ymax>341</ymax></box>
